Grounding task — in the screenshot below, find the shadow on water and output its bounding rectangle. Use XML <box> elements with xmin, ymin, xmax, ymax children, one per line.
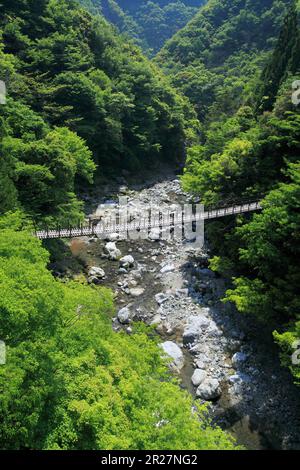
<box><xmin>178</xmin><ymin>345</ymin><xmax>270</xmax><ymax>449</ymax></box>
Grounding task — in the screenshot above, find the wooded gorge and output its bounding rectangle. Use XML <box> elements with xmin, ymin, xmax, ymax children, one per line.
<box><xmin>160</xmin><ymin>0</ymin><xmax>300</xmax><ymax>387</ymax></box>
<box><xmin>0</xmin><ymin>0</ymin><xmax>300</xmax><ymax>452</ymax></box>
<box><xmin>0</xmin><ymin>0</ymin><xmax>197</xmax><ymax>225</ymax></box>
<box><xmin>81</xmin><ymin>1</ymin><xmax>206</xmax><ymax>54</ymax></box>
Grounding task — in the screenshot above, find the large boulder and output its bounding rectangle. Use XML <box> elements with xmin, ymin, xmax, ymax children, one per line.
<box><xmin>88</xmin><ymin>266</ymin><xmax>105</xmax><ymax>284</ymax></box>
<box><xmin>104</xmin><ymin>242</ymin><xmax>121</xmax><ymax>260</ymax></box>
<box><xmin>160</xmin><ymin>341</ymin><xmax>184</xmax><ymax>372</ymax></box>
<box><xmin>160</xmin><ymin>264</ymin><xmax>175</xmax><ymax>274</ymax></box>
<box><xmin>120</xmin><ymin>255</ymin><xmax>135</xmax><ymax>269</ymax></box>
<box><xmin>232</xmin><ymin>351</ymin><xmax>248</xmax><ymax>369</ymax></box>
<box><xmin>191</xmin><ymin>369</ymin><xmax>207</xmax><ymax>387</ymax></box>
<box><xmin>105</xmin><ymin>232</ymin><xmax>120</xmax><ymax>242</ymax></box>
<box><xmin>117</xmin><ymin>306</ymin><xmax>131</xmax><ymax>324</ymax></box>
<box><xmin>129</xmin><ymin>287</ymin><xmax>145</xmax><ymax>297</ymax></box>
<box><xmin>196</xmin><ymin>378</ymin><xmax>221</xmax><ymax>401</ymax></box>
<box><xmin>183</xmin><ymin>315</ymin><xmax>211</xmax><ymax>345</ymax></box>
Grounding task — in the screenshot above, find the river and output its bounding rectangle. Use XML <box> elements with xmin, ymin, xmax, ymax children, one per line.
<box><xmin>48</xmin><ymin>166</ymin><xmax>300</xmax><ymax>450</ymax></box>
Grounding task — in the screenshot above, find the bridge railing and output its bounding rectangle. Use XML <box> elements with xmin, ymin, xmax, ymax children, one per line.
<box><xmin>34</xmin><ymin>199</ymin><xmax>263</xmax><ymax>240</ymax></box>
<box><xmin>204</xmin><ymin>201</ymin><xmax>261</xmax><ymax>220</ymax></box>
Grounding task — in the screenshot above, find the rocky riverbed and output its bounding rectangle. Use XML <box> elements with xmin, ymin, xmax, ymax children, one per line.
<box><xmin>48</xmin><ymin>170</ymin><xmax>300</xmax><ymax>450</ymax></box>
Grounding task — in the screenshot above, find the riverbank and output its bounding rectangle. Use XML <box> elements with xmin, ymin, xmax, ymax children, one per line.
<box><xmin>47</xmin><ymin>169</ymin><xmax>300</xmax><ymax>450</ymax></box>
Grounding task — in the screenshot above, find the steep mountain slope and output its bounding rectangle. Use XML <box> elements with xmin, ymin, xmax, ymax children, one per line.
<box><xmin>0</xmin><ymin>0</ymin><xmax>196</xmax><ymax>224</ymax></box>
<box><xmin>82</xmin><ymin>0</ymin><xmax>206</xmax><ymax>54</ymax></box>
<box><xmin>156</xmin><ymin>0</ymin><xmax>292</xmax><ymax>121</ymax></box>
<box><xmin>80</xmin><ymin>0</ymin><xmax>141</xmax><ymax>43</ymax></box>
<box><xmin>0</xmin><ymin>0</ymin><xmax>240</xmax><ymax>452</ymax></box>
<box><xmin>176</xmin><ymin>0</ymin><xmax>300</xmax><ymax>386</ymax></box>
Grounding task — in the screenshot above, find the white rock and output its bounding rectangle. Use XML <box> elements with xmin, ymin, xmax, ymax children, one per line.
<box><xmin>183</xmin><ymin>315</ymin><xmax>211</xmax><ymax>345</ymax></box>
<box><xmin>120</xmin><ymin>255</ymin><xmax>135</xmax><ymax>269</ymax></box>
<box><xmin>149</xmin><ymin>228</ymin><xmax>160</xmax><ymax>241</ymax></box>
<box><xmin>88</xmin><ymin>266</ymin><xmax>105</xmax><ymax>279</ymax></box>
<box><xmin>196</xmin><ymin>359</ymin><xmax>208</xmax><ymax>369</ymax></box>
<box><xmin>160</xmin><ymin>341</ymin><xmax>184</xmax><ymax>371</ymax></box>
<box><xmin>191</xmin><ymin>369</ymin><xmax>207</xmax><ymax>387</ymax></box>
<box><xmin>232</xmin><ymin>351</ymin><xmax>248</xmax><ymax>369</ymax></box>
<box><xmin>118</xmin><ymin>268</ymin><xmax>127</xmax><ymax>274</ymax></box>
<box><xmin>87</xmin><ymin>266</ymin><xmax>105</xmax><ymax>284</ymax></box>
<box><xmin>228</xmin><ymin>374</ymin><xmax>241</xmax><ymax>385</ymax></box>
<box><xmin>160</xmin><ymin>264</ymin><xmax>175</xmax><ymax>274</ymax></box>
<box><xmin>117</xmin><ymin>306</ymin><xmax>131</xmax><ymax>324</ymax></box>
<box><xmin>228</xmin><ymin>372</ymin><xmax>251</xmax><ymax>385</ymax></box>
<box><xmin>105</xmin><ymin>232</ymin><xmax>120</xmax><ymax>242</ymax></box>
<box><xmin>196</xmin><ymin>378</ymin><xmax>221</xmax><ymax>401</ymax></box>
<box><xmin>104</xmin><ymin>242</ymin><xmax>121</xmax><ymax>260</ymax></box>
<box><xmin>129</xmin><ymin>287</ymin><xmax>145</xmax><ymax>297</ymax></box>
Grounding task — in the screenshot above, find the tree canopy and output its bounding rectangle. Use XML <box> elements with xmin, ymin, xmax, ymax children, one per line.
<box><xmin>0</xmin><ymin>214</ymin><xmax>237</xmax><ymax>450</ymax></box>
<box><xmin>175</xmin><ymin>1</ymin><xmax>300</xmax><ymax>386</ymax></box>
<box><xmin>0</xmin><ymin>0</ymin><xmax>197</xmax><ymax>224</ymax></box>
<box><xmin>81</xmin><ymin>0</ymin><xmax>206</xmax><ymax>55</ymax></box>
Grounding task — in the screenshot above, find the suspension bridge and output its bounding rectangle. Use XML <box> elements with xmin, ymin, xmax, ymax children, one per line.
<box><xmin>35</xmin><ymin>200</ymin><xmax>262</xmax><ymax>240</ymax></box>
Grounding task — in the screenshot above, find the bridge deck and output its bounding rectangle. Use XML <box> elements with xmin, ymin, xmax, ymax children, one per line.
<box><xmin>35</xmin><ymin>202</ymin><xmax>261</xmax><ymax>240</ymax></box>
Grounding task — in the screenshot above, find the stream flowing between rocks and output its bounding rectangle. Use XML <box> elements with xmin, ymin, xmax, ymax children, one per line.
<box><xmin>49</xmin><ymin>169</ymin><xmax>300</xmax><ymax>450</ymax></box>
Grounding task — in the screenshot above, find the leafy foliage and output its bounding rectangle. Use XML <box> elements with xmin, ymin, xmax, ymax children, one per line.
<box><xmin>0</xmin><ymin>216</ymin><xmax>237</xmax><ymax>450</ymax></box>
<box><xmin>82</xmin><ymin>1</ymin><xmax>206</xmax><ymax>55</ymax></box>
<box><xmin>156</xmin><ymin>0</ymin><xmax>292</xmax><ymax>123</ymax></box>
<box><xmin>0</xmin><ymin>0</ymin><xmax>196</xmax><ymax>223</ymax></box>
<box><xmin>176</xmin><ymin>1</ymin><xmax>300</xmax><ymax>385</ymax></box>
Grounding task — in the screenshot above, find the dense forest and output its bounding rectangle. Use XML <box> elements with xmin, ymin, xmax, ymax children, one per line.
<box><xmin>0</xmin><ymin>0</ymin><xmax>197</xmax><ymax>226</ymax></box>
<box><xmin>0</xmin><ymin>213</ymin><xmax>238</xmax><ymax>450</ymax></box>
<box><xmin>0</xmin><ymin>0</ymin><xmax>300</xmax><ymax>452</ymax></box>
<box><xmin>157</xmin><ymin>0</ymin><xmax>293</xmax><ymax>120</ymax></box>
<box><xmin>81</xmin><ymin>0</ymin><xmax>206</xmax><ymax>54</ymax></box>
<box><xmin>159</xmin><ymin>0</ymin><xmax>300</xmax><ymax>386</ymax></box>
<box><xmin>0</xmin><ymin>0</ymin><xmax>238</xmax><ymax>451</ymax></box>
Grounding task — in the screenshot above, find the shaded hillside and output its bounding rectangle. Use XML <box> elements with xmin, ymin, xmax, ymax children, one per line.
<box><xmin>0</xmin><ymin>0</ymin><xmax>196</xmax><ymax>224</ymax></box>
<box><xmin>177</xmin><ymin>0</ymin><xmax>300</xmax><ymax>387</ymax></box>
<box><xmin>81</xmin><ymin>0</ymin><xmax>206</xmax><ymax>54</ymax></box>
<box><xmin>156</xmin><ymin>0</ymin><xmax>292</xmax><ymax>121</ymax></box>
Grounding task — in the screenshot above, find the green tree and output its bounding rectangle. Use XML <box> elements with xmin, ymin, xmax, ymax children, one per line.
<box><xmin>0</xmin><ymin>219</ymin><xmax>238</xmax><ymax>450</ymax></box>
<box><xmin>257</xmin><ymin>0</ymin><xmax>300</xmax><ymax>112</ymax></box>
<box><xmin>226</xmin><ymin>163</ymin><xmax>300</xmax><ymax>321</ymax></box>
